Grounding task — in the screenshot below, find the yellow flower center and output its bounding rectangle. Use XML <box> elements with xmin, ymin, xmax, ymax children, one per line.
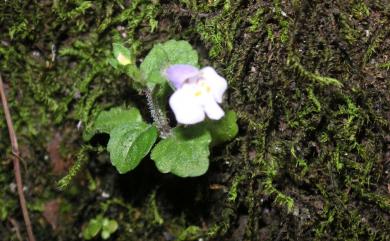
<box><xmin>193</xmin><ymin>81</ymin><xmax>212</xmax><ymax>97</ymax></box>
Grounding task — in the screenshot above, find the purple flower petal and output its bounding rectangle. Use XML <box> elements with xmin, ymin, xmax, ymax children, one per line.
<box><xmin>165</xmin><ymin>64</ymin><xmax>199</xmax><ymax>89</ymax></box>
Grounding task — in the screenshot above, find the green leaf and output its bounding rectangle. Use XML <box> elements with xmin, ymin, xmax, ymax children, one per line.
<box><xmin>100</xmin><ymin>218</ymin><xmax>118</xmax><ymax>239</ymax></box>
<box><xmin>104</xmin><ymin>220</ymin><xmax>119</xmax><ymax>233</ymax></box>
<box><xmin>107</xmin><ymin>123</ymin><xmax>158</xmax><ymax>174</ymax></box>
<box><xmin>199</xmin><ymin>110</ymin><xmax>239</xmax><ymax>146</ymax></box>
<box><xmin>83</xmin><ymin>107</ymin><xmax>143</xmax><ymax>141</ymax></box>
<box><xmin>140</xmin><ymin>40</ymin><xmax>198</xmax><ymax>87</ymax></box>
<box><xmin>151</xmin><ymin>126</ymin><xmax>211</xmax><ymax>177</ymax></box>
<box><xmin>82</xmin><ymin>218</ymin><xmax>102</xmax><ymax>240</ymax></box>
<box><xmin>108</xmin><ymin>57</ymin><xmax>119</xmax><ymax>69</ymax></box>
<box><xmin>101</xmin><ymin>230</ymin><xmax>110</xmax><ymax>240</ymax></box>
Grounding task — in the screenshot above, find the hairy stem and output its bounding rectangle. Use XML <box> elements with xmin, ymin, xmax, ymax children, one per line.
<box><xmin>144</xmin><ymin>88</ymin><xmax>171</xmax><ymax>138</ymax></box>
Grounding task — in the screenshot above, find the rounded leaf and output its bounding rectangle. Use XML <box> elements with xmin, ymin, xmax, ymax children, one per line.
<box><xmin>107</xmin><ymin>124</ymin><xmax>158</xmax><ymax>174</ymax></box>
<box><xmin>202</xmin><ymin>110</ymin><xmax>239</xmax><ymax>146</ymax></box>
<box><xmin>140</xmin><ymin>40</ymin><xmax>198</xmax><ymax>87</ymax></box>
<box><xmin>83</xmin><ymin>107</ymin><xmax>143</xmax><ymax>141</ymax></box>
<box><xmin>82</xmin><ymin>219</ymin><xmax>102</xmax><ymax>240</ymax></box>
<box><xmin>151</xmin><ymin>127</ymin><xmax>211</xmax><ymax>177</ymax></box>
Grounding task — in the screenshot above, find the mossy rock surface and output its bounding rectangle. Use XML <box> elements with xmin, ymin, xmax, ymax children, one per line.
<box><xmin>1</xmin><ymin>1</ymin><xmax>389</xmax><ymax>240</ymax></box>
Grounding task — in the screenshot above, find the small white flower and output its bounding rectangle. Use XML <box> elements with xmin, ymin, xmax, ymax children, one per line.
<box><xmin>165</xmin><ymin>64</ymin><xmax>227</xmax><ymax>124</ymax></box>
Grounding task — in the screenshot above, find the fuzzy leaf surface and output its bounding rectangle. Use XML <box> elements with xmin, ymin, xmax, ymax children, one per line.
<box><xmin>200</xmin><ymin>110</ymin><xmax>239</xmax><ymax>146</ymax></box>
<box><xmin>151</xmin><ymin>126</ymin><xmax>211</xmax><ymax>177</ymax></box>
<box><xmin>140</xmin><ymin>40</ymin><xmax>198</xmax><ymax>87</ymax></box>
<box><xmin>83</xmin><ymin>107</ymin><xmax>143</xmax><ymax>141</ymax></box>
<box><xmin>107</xmin><ymin>123</ymin><xmax>158</xmax><ymax>174</ymax></box>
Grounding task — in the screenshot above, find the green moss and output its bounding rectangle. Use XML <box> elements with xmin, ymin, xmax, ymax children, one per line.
<box><xmin>290</xmin><ymin>146</ymin><xmax>309</xmax><ymax>176</ymax></box>
<box><xmin>53</xmin><ymin>1</ymin><xmax>93</xmax><ymax>21</ymax></box>
<box><xmin>364</xmin><ymin>31</ymin><xmax>385</xmax><ymax>63</ymax></box>
<box><xmin>379</xmin><ymin>61</ymin><xmax>390</xmax><ymax>69</ymax></box>
<box><xmin>287</xmin><ymin>54</ymin><xmax>343</xmax><ymax>87</ymax></box>
<box><xmin>338</xmin><ymin>12</ymin><xmax>360</xmax><ymax>45</ymax></box>
<box><xmin>261</xmin><ymin>155</ymin><xmax>294</xmax><ymax>212</ymax></box>
<box><xmin>227</xmin><ymin>174</ymin><xmax>245</xmax><ymax>202</ymax></box>
<box><xmin>147</xmin><ymin>191</ymin><xmax>164</xmax><ymax>225</ymax></box>
<box><xmin>57</xmin><ymin>145</ymin><xmax>94</xmax><ymax>190</ymax></box>
<box><xmin>273</xmin><ymin>0</ymin><xmax>290</xmax><ymax>43</ymax></box>
<box><xmin>248</xmin><ymin>8</ymin><xmax>265</xmax><ymax>32</ymax></box>
<box><xmin>352</xmin><ymin>1</ymin><xmax>370</xmax><ymax>20</ymax></box>
<box><xmin>177</xmin><ymin>226</ymin><xmax>202</xmax><ymax>241</ymax></box>
<box><xmin>192</xmin><ymin>0</ymin><xmax>242</xmax><ymax>58</ymax></box>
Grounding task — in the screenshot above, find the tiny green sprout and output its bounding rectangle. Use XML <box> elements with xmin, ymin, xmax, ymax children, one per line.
<box><xmin>82</xmin><ymin>215</ymin><xmax>118</xmax><ymax>240</ymax></box>
<box><xmin>82</xmin><ymin>40</ymin><xmax>238</xmax><ymax>177</ymax></box>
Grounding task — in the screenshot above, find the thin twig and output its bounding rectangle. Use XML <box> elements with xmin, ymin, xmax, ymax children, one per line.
<box><xmin>8</xmin><ymin>217</ymin><xmax>23</xmax><ymax>241</ymax></box>
<box><xmin>0</xmin><ymin>75</ymin><xmax>36</xmax><ymax>241</ymax></box>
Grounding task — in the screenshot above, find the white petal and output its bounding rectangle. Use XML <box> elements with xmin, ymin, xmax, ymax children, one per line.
<box><xmin>169</xmin><ymin>84</ymin><xmax>205</xmax><ymax>124</ymax></box>
<box><xmin>201</xmin><ymin>95</ymin><xmax>225</xmax><ymax>120</ymax></box>
<box><xmin>200</xmin><ymin>67</ymin><xmax>227</xmax><ymax>103</ymax></box>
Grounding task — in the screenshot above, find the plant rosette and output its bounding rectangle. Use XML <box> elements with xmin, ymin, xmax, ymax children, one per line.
<box><xmin>84</xmin><ymin>40</ymin><xmax>238</xmax><ymax>177</ymax></box>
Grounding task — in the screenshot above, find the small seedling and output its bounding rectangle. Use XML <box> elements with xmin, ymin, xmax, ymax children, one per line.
<box><xmin>82</xmin><ymin>215</ymin><xmax>119</xmax><ymax>240</ymax></box>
